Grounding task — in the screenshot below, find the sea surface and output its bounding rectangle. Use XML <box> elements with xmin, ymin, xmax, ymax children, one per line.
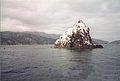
<box><xmin>0</xmin><ymin>44</ymin><xmax>120</xmax><ymax>81</ymax></box>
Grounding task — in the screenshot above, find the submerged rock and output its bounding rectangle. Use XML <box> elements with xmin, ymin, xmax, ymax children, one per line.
<box><xmin>54</xmin><ymin>19</ymin><xmax>103</xmax><ymax>49</ymax></box>
<box><xmin>94</xmin><ymin>45</ymin><xmax>104</xmax><ymax>48</ymax></box>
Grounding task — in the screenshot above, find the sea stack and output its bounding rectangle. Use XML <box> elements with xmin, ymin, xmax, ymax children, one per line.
<box><xmin>54</xmin><ymin>19</ymin><xmax>103</xmax><ymax>49</ymax></box>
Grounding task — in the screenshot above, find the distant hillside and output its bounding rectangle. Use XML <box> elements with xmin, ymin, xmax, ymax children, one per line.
<box><xmin>0</xmin><ymin>31</ymin><xmax>109</xmax><ymax>45</ymax></box>
<box><xmin>25</xmin><ymin>32</ymin><xmax>60</xmax><ymax>39</ymax></box>
<box><xmin>0</xmin><ymin>31</ymin><xmax>56</xmax><ymax>45</ymax></box>
<box><xmin>92</xmin><ymin>38</ymin><xmax>109</xmax><ymax>44</ymax></box>
<box><xmin>109</xmin><ymin>40</ymin><xmax>120</xmax><ymax>44</ymax></box>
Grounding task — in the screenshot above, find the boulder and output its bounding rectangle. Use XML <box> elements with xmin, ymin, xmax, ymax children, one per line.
<box><xmin>54</xmin><ymin>19</ymin><xmax>103</xmax><ymax>49</ymax></box>
<box><xmin>94</xmin><ymin>45</ymin><xmax>104</xmax><ymax>48</ymax></box>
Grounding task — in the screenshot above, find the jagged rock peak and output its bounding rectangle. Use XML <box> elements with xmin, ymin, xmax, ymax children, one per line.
<box><xmin>54</xmin><ymin>19</ymin><xmax>95</xmax><ymax>48</ymax></box>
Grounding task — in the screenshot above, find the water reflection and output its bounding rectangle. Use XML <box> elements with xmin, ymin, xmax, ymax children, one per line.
<box><xmin>2</xmin><ymin>45</ymin><xmax>120</xmax><ymax>81</ymax></box>
<box><xmin>61</xmin><ymin>49</ymin><xmax>94</xmax><ymax>80</ymax></box>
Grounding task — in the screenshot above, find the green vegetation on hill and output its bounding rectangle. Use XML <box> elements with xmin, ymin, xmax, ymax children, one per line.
<box><xmin>0</xmin><ymin>31</ymin><xmax>56</xmax><ymax>45</ymax></box>
<box><xmin>0</xmin><ymin>31</ymin><xmax>112</xmax><ymax>45</ymax></box>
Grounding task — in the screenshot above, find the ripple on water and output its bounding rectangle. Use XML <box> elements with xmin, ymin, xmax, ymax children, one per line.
<box><xmin>1</xmin><ymin>44</ymin><xmax>120</xmax><ymax>81</ymax></box>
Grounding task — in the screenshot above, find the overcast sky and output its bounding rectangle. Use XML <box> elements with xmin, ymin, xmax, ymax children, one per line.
<box><xmin>1</xmin><ymin>0</ymin><xmax>120</xmax><ymax>41</ymax></box>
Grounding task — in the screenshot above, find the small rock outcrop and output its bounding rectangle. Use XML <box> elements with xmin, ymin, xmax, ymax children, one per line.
<box><xmin>54</xmin><ymin>19</ymin><xmax>103</xmax><ymax>49</ymax></box>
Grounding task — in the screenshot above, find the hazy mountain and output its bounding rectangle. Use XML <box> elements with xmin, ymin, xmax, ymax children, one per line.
<box><xmin>0</xmin><ymin>31</ymin><xmax>109</xmax><ymax>45</ymax></box>
<box><xmin>109</xmin><ymin>40</ymin><xmax>120</xmax><ymax>44</ymax></box>
<box><xmin>92</xmin><ymin>38</ymin><xmax>109</xmax><ymax>44</ymax></box>
<box><xmin>0</xmin><ymin>31</ymin><xmax>56</xmax><ymax>45</ymax></box>
<box><xmin>25</xmin><ymin>32</ymin><xmax>60</xmax><ymax>39</ymax></box>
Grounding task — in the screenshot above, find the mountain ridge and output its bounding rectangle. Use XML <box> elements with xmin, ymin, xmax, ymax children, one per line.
<box><xmin>109</xmin><ymin>40</ymin><xmax>120</xmax><ymax>44</ymax></box>
<box><xmin>0</xmin><ymin>31</ymin><xmax>56</xmax><ymax>45</ymax></box>
<box><xmin>0</xmin><ymin>31</ymin><xmax>115</xmax><ymax>45</ymax></box>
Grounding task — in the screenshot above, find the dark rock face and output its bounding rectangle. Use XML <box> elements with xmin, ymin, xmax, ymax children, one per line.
<box><xmin>94</xmin><ymin>45</ymin><xmax>104</xmax><ymax>48</ymax></box>
<box><xmin>54</xmin><ymin>19</ymin><xmax>103</xmax><ymax>49</ymax></box>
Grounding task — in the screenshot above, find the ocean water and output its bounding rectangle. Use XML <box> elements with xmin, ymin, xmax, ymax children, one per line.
<box><xmin>0</xmin><ymin>44</ymin><xmax>120</xmax><ymax>81</ymax></box>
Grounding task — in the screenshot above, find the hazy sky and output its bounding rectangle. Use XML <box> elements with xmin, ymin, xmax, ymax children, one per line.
<box><xmin>1</xmin><ymin>0</ymin><xmax>120</xmax><ymax>41</ymax></box>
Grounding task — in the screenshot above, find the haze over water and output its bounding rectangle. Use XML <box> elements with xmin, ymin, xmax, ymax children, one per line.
<box><xmin>1</xmin><ymin>44</ymin><xmax>120</xmax><ymax>81</ymax></box>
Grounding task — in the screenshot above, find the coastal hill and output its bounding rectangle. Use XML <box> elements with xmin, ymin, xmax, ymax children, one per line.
<box><xmin>92</xmin><ymin>38</ymin><xmax>109</xmax><ymax>44</ymax></box>
<box><xmin>0</xmin><ymin>31</ymin><xmax>56</xmax><ymax>45</ymax></box>
<box><xmin>109</xmin><ymin>40</ymin><xmax>120</xmax><ymax>44</ymax></box>
<box><xmin>0</xmin><ymin>31</ymin><xmax>110</xmax><ymax>45</ymax></box>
